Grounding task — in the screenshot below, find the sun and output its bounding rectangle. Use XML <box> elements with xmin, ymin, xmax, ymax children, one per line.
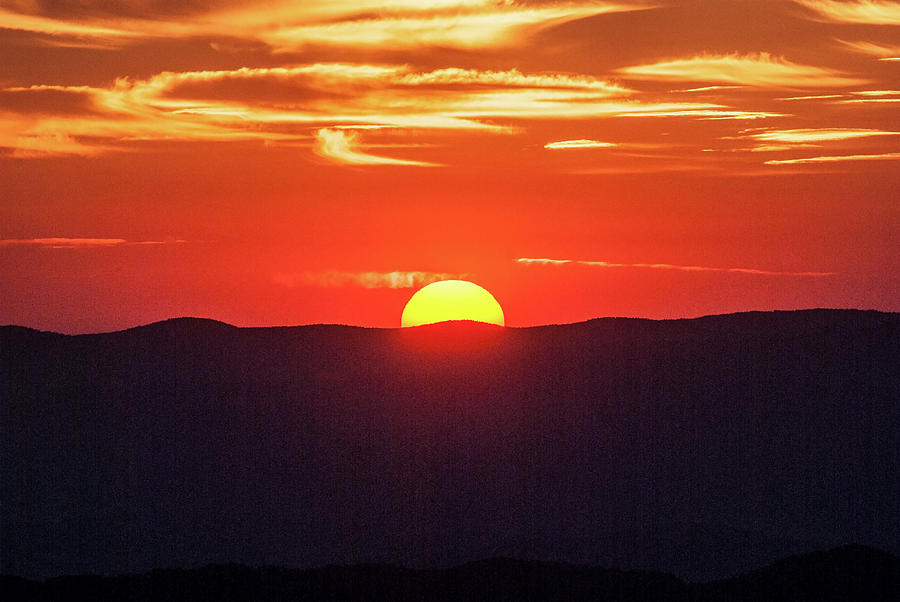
<box><xmin>401</xmin><ymin>280</ymin><xmax>505</xmax><ymax>327</ymax></box>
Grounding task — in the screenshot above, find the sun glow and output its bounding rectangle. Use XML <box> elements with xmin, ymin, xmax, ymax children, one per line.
<box><xmin>401</xmin><ymin>280</ymin><xmax>505</xmax><ymax>327</ymax></box>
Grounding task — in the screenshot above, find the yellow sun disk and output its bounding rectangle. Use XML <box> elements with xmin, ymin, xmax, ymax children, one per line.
<box><xmin>401</xmin><ymin>280</ymin><xmax>505</xmax><ymax>327</ymax></box>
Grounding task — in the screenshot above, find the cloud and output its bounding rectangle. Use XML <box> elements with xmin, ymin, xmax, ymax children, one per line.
<box><xmin>776</xmin><ymin>90</ymin><xmax>900</xmax><ymax>103</ymax></box>
<box><xmin>793</xmin><ymin>1</ymin><xmax>900</xmax><ymax>25</ymax></box>
<box><xmin>617</xmin><ymin>52</ymin><xmax>867</xmax><ymax>88</ymax></box>
<box><xmin>394</xmin><ymin>68</ymin><xmax>629</xmax><ymax>92</ymax></box>
<box><xmin>4</xmin><ymin>62</ymin><xmax>772</xmax><ymax>159</ymax></box>
<box><xmin>852</xmin><ymin>89</ymin><xmax>900</xmax><ymax>96</ymax></box>
<box><xmin>672</xmin><ymin>85</ymin><xmax>744</xmax><ymax>93</ymax></box>
<box><xmin>0</xmin><ymin>7</ymin><xmax>137</xmax><ymax>45</ymax></box>
<box><xmin>0</xmin><ymin>238</ymin><xmax>186</xmax><ymax>248</ymax></box>
<box><xmin>734</xmin><ymin>127</ymin><xmax>900</xmax><ymax>149</ymax></box>
<box><xmin>838</xmin><ymin>39</ymin><xmax>900</xmax><ymax>59</ymax></box>
<box><xmin>615</xmin><ymin>109</ymin><xmax>784</xmax><ymax>120</ymax></box>
<box><xmin>0</xmin><ymin>1</ymin><xmax>653</xmax><ymax>51</ymax></box>
<box><xmin>517</xmin><ymin>257</ymin><xmax>573</xmax><ymax>265</ymax></box>
<box><xmin>8</xmin><ymin>132</ymin><xmax>107</xmax><ymax>158</ymax></box>
<box><xmin>837</xmin><ymin>90</ymin><xmax>900</xmax><ymax>104</ymax></box>
<box><xmin>516</xmin><ymin>257</ymin><xmax>837</xmax><ymax>276</ymax></box>
<box><xmin>776</xmin><ymin>94</ymin><xmax>847</xmax><ymax>101</ymax></box>
<box><xmin>143</xmin><ymin>64</ymin><xmax>627</xmax><ymax>125</ymax></box>
<box><xmin>765</xmin><ymin>152</ymin><xmax>900</xmax><ymax>165</ymax></box>
<box><xmin>838</xmin><ymin>98</ymin><xmax>900</xmax><ymax>103</ymax></box>
<box><xmin>314</xmin><ymin>128</ymin><xmax>441</xmax><ymax>166</ymax></box>
<box><xmin>260</xmin><ymin>3</ymin><xmax>651</xmax><ymax>51</ymax></box>
<box><xmin>544</xmin><ymin>139</ymin><xmax>616</xmax><ymax>149</ymax></box>
<box><xmin>274</xmin><ymin>270</ymin><xmax>462</xmax><ymax>289</ymax></box>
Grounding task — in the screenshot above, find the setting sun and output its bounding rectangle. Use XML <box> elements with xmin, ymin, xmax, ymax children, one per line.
<box><xmin>401</xmin><ymin>280</ymin><xmax>505</xmax><ymax>327</ymax></box>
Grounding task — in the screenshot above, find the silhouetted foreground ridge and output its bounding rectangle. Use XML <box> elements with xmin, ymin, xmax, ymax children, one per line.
<box><xmin>2</xmin><ymin>310</ymin><xmax>899</xmax><ymax>582</ymax></box>
<box><xmin>2</xmin><ymin>546</ymin><xmax>898</xmax><ymax>601</ymax></box>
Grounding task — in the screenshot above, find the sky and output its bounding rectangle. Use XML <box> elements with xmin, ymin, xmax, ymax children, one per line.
<box><xmin>1</xmin><ymin>0</ymin><xmax>898</xmax><ymax>333</ymax></box>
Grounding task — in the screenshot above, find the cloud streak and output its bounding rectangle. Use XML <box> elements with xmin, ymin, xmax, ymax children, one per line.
<box><xmin>0</xmin><ymin>238</ymin><xmax>185</xmax><ymax>248</ymax></box>
<box><xmin>730</xmin><ymin>127</ymin><xmax>900</xmax><ymax>151</ymax></box>
<box><xmin>838</xmin><ymin>39</ymin><xmax>900</xmax><ymax>59</ymax></box>
<box><xmin>314</xmin><ymin>128</ymin><xmax>440</xmax><ymax>166</ymax></box>
<box><xmin>837</xmin><ymin>90</ymin><xmax>900</xmax><ymax>104</ymax></box>
<box><xmin>618</xmin><ymin>53</ymin><xmax>867</xmax><ymax>88</ymax></box>
<box><xmin>261</xmin><ymin>3</ymin><xmax>652</xmax><ymax>51</ymax></box>
<box><xmin>765</xmin><ymin>152</ymin><xmax>900</xmax><ymax>165</ymax></box>
<box><xmin>516</xmin><ymin>257</ymin><xmax>837</xmax><ymax>276</ymax></box>
<box><xmin>0</xmin><ymin>1</ymin><xmax>653</xmax><ymax>51</ymax></box>
<box><xmin>274</xmin><ymin>270</ymin><xmax>462</xmax><ymax>289</ymax></box>
<box><xmin>544</xmin><ymin>139</ymin><xmax>616</xmax><ymax>149</ymax></box>
<box><xmin>740</xmin><ymin>127</ymin><xmax>899</xmax><ymax>143</ymax></box>
<box><xmin>2</xmin><ymin>63</ymin><xmax>766</xmax><ymax>159</ymax></box>
<box><xmin>793</xmin><ymin>0</ymin><xmax>900</xmax><ymax>25</ymax></box>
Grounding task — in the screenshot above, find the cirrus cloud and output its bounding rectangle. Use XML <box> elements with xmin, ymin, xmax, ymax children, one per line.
<box><xmin>544</xmin><ymin>139</ymin><xmax>617</xmax><ymax>149</ymax></box>
<box><xmin>0</xmin><ymin>238</ymin><xmax>186</xmax><ymax>248</ymax></box>
<box><xmin>0</xmin><ymin>1</ymin><xmax>654</xmax><ymax>51</ymax></box>
<box><xmin>2</xmin><ymin>62</ymin><xmax>763</xmax><ymax>160</ymax></box>
<box><xmin>765</xmin><ymin>152</ymin><xmax>900</xmax><ymax>164</ymax></box>
<box><xmin>838</xmin><ymin>39</ymin><xmax>900</xmax><ymax>59</ymax></box>
<box><xmin>737</xmin><ymin>127</ymin><xmax>900</xmax><ymax>145</ymax></box>
<box><xmin>274</xmin><ymin>270</ymin><xmax>464</xmax><ymax>289</ymax></box>
<box><xmin>314</xmin><ymin>128</ymin><xmax>441</xmax><ymax>166</ymax></box>
<box><xmin>617</xmin><ymin>52</ymin><xmax>867</xmax><ymax>88</ymax></box>
<box><xmin>516</xmin><ymin>257</ymin><xmax>837</xmax><ymax>276</ymax></box>
<box><xmin>793</xmin><ymin>0</ymin><xmax>900</xmax><ymax>25</ymax></box>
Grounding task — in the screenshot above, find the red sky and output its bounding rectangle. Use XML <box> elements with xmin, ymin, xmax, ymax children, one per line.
<box><xmin>1</xmin><ymin>0</ymin><xmax>898</xmax><ymax>333</ymax></box>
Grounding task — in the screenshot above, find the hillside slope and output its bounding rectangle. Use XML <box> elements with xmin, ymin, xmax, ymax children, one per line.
<box><xmin>2</xmin><ymin>310</ymin><xmax>898</xmax><ymax>580</ymax></box>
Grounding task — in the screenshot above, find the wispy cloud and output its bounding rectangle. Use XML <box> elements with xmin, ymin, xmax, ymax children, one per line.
<box><xmin>615</xmin><ymin>109</ymin><xmax>784</xmax><ymax>120</ymax></box>
<box><xmin>516</xmin><ymin>257</ymin><xmax>837</xmax><ymax>276</ymax></box>
<box><xmin>766</xmin><ymin>152</ymin><xmax>900</xmax><ymax>165</ymax></box>
<box><xmin>776</xmin><ymin>94</ymin><xmax>847</xmax><ymax>101</ymax></box>
<box><xmin>314</xmin><ymin>128</ymin><xmax>440</xmax><ymax>166</ymax></box>
<box><xmin>618</xmin><ymin>52</ymin><xmax>867</xmax><ymax>88</ymax></box>
<box><xmin>544</xmin><ymin>139</ymin><xmax>616</xmax><ymax>149</ymax></box>
<box><xmin>261</xmin><ymin>3</ymin><xmax>652</xmax><ymax>51</ymax></box>
<box><xmin>734</xmin><ymin>127</ymin><xmax>900</xmax><ymax>150</ymax></box>
<box><xmin>394</xmin><ymin>68</ymin><xmax>629</xmax><ymax>92</ymax></box>
<box><xmin>0</xmin><ymin>1</ymin><xmax>653</xmax><ymax>51</ymax></box>
<box><xmin>2</xmin><ymin>63</ymin><xmax>768</xmax><ymax>160</ymax></box>
<box><xmin>274</xmin><ymin>270</ymin><xmax>462</xmax><ymax>289</ymax></box>
<box><xmin>776</xmin><ymin>90</ymin><xmax>900</xmax><ymax>103</ymax></box>
<box><xmin>838</xmin><ymin>39</ymin><xmax>900</xmax><ymax>59</ymax></box>
<box><xmin>793</xmin><ymin>0</ymin><xmax>900</xmax><ymax>25</ymax></box>
<box><xmin>0</xmin><ymin>238</ymin><xmax>185</xmax><ymax>248</ymax></box>
<box><xmin>6</xmin><ymin>132</ymin><xmax>109</xmax><ymax>158</ymax></box>
<box><xmin>518</xmin><ymin>258</ymin><xmax>572</xmax><ymax>265</ymax></box>
<box><xmin>838</xmin><ymin>98</ymin><xmax>900</xmax><ymax>104</ymax></box>
<box><xmin>0</xmin><ymin>7</ymin><xmax>137</xmax><ymax>45</ymax></box>
<box><xmin>852</xmin><ymin>90</ymin><xmax>900</xmax><ymax>96</ymax></box>
<box><xmin>672</xmin><ymin>85</ymin><xmax>744</xmax><ymax>93</ymax></box>
<box><xmin>836</xmin><ymin>90</ymin><xmax>900</xmax><ymax>104</ymax></box>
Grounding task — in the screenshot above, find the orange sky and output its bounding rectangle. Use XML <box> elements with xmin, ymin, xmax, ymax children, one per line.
<box><xmin>1</xmin><ymin>0</ymin><xmax>898</xmax><ymax>333</ymax></box>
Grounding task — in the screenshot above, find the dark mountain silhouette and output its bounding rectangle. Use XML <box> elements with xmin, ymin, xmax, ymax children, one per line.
<box><xmin>2</xmin><ymin>310</ymin><xmax>898</xmax><ymax>582</ymax></box>
<box><xmin>2</xmin><ymin>546</ymin><xmax>898</xmax><ymax>601</ymax></box>
<box><xmin>696</xmin><ymin>544</ymin><xmax>900</xmax><ymax>601</ymax></box>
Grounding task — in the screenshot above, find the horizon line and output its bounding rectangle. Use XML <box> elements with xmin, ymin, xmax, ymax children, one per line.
<box><xmin>2</xmin><ymin>307</ymin><xmax>893</xmax><ymax>336</ymax></box>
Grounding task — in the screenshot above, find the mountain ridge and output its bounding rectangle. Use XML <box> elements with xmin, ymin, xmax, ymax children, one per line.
<box><xmin>3</xmin><ymin>307</ymin><xmax>894</xmax><ymax>337</ymax></box>
<box><xmin>2</xmin><ymin>545</ymin><xmax>897</xmax><ymax>601</ymax></box>
<box><xmin>2</xmin><ymin>309</ymin><xmax>898</xmax><ymax>581</ymax></box>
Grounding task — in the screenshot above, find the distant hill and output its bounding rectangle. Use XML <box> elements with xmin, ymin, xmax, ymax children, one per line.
<box><xmin>2</xmin><ymin>545</ymin><xmax>898</xmax><ymax>601</ymax></box>
<box><xmin>2</xmin><ymin>310</ymin><xmax>898</xmax><ymax>580</ymax></box>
